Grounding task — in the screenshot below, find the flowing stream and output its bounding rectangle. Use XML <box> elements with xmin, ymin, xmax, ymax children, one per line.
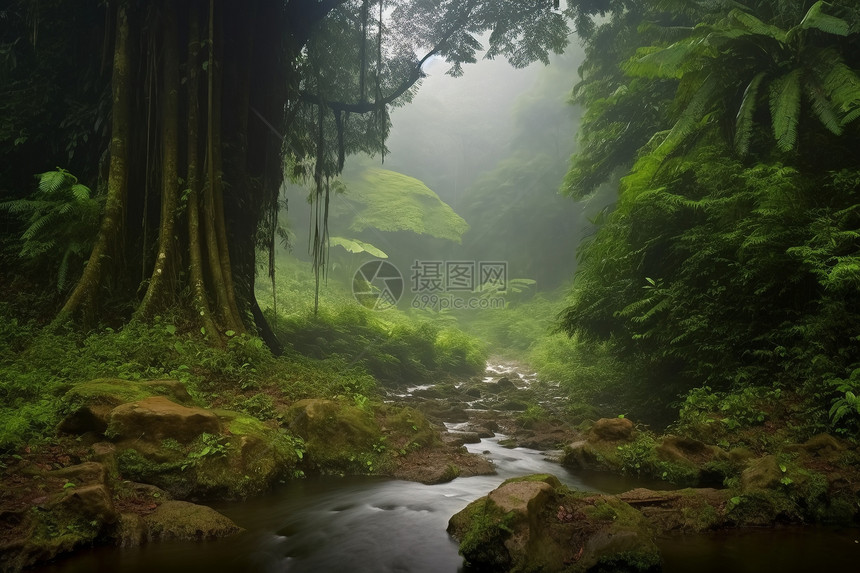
<box><xmin>38</xmin><ymin>434</ymin><xmax>655</xmax><ymax>573</ymax></box>
<box><xmin>36</xmin><ymin>361</ymin><xmax>860</xmax><ymax>572</ymax></box>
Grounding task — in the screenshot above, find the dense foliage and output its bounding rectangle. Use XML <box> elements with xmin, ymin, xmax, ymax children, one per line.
<box><xmin>560</xmin><ymin>0</ymin><xmax>860</xmax><ymax>431</ymax></box>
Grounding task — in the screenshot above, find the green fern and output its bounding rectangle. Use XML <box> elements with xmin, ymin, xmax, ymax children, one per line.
<box><xmin>0</xmin><ymin>169</ymin><xmax>103</xmax><ymax>292</ymax></box>
<box><xmin>734</xmin><ymin>72</ymin><xmax>766</xmax><ymax>155</ymax></box>
<box><xmin>799</xmin><ymin>1</ymin><xmax>850</xmax><ymax>36</ymax></box>
<box><xmin>769</xmin><ymin>69</ymin><xmax>802</xmax><ymax>152</ymax></box>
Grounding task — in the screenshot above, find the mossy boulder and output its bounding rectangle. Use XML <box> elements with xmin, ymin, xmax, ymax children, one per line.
<box><xmin>786</xmin><ymin>433</ymin><xmax>846</xmax><ymax>462</ymax></box>
<box><xmin>107</xmin><ymin>396</ymin><xmax>222</xmax><ymax>443</ymax></box>
<box><xmin>0</xmin><ymin>462</ymin><xmax>118</xmax><ymax>572</ymax></box>
<box><xmin>741</xmin><ymin>455</ymin><xmax>783</xmax><ymax>492</ymax></box>
<box><xmin>286</xmin><ymin>398</ymin><xmax>380</xmax><ymax>473</ymax></box>
<box><xmin>142</xmin><ymin>501</ymin><xmax>242</xmax><ymax>541</ymax></box>
<box><xmin>448</xmin><ymin>474</ymin><xmax>660</xmax><ymax>572</ymax></box>
<box><xmin>561</xmin><ymin>440</ymin><xmax>611</xmax><ymax>471</ymax></box>
<box><xmin>655</xmin><ymin>435</ymin><xmax>732</xmax><ymax>487</ymax></box>
<box><xmin>114</xmin><ymin>410</ymin><xmax>301</xmax><ymax>499</ymax></box>
<box><xmin>58</xmin><ymin>378</ymin><xmax>195</xmax><ymax>436</ymax></box>
<box><xmin>588</xmin><ymin>417</ymin><xmax>635</xmax><ymax>443</ymax></box>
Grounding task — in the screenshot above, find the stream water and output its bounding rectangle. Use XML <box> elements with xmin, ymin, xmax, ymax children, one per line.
<box><xmin>36</xmin><ymin>433</ymin><xmax>860</xmax><ymax>572</ymax></box>
<box><xmin>35</xmin><ymin>361</ymin><xmax>860</xmax><ymax>572</ymax></box>
<box><xmin>37</xmin><ymin>435</ymin><xmax>657</xmax><ymax>573</ymax></box>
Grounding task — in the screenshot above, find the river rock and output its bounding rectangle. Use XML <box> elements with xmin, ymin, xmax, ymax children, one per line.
<box><xmin>561</xmin><ymin>440</ymin><xmax>605</xmax><ymax>471</ymax></box>
<box><xmin>59</xmin><ymin>378</ymin><xmax>194</xmax><ymax>436</ymax></box>
<box><xmin>53</xmin><ymin>484</ymin><xmax>118</xmax><ymax>524</ymax></box>
<box><xmin>107</xmin><ymin>396</ymin><xmax>221</xmax><ymax>443</ymax></box>
<box><xmin>50</xmin><ymin>462</ymin><xmax>108</xmax><ymax>486</ymax></box>
<box><xmin>441</xmin><ymin>431</ymin><xmax>481</xmax><ymax>447</ymax></box>
<box><xmin>142</xmin><ymin>501</ymin><xmax>242</xmax><ymax>541</ymax></box>
<box><xmin>448</xmin><ymin>474</ymin><xmax>660</xmax><ymax>572</ymax></box>
<box><xmin>115</xmin><ymin>512</ymin><xmax>147</xmax><ymax>547</ymax></box>
<box><xmin>588</xmin><ymin>417</ymin><xmax>635</xmax><ymax>443</ymax></box>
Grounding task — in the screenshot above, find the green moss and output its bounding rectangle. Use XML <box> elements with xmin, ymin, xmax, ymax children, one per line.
<box><xmin>451</xmin><ymin>498</ymin><xmax>515</xmax><ymax>569</ymax></box>
<box><xmin>585</xmin><ymin>499</ymin><xmax>619</xmax><ymax>521</ymax></box>
<box><xmin>63</xmin><ymin>378</ymin><xmax>155</xmax><ymax>410</ymax></box>
<box><xmin>504</xmin><ymin>474</ymin><xmax>562</xmax><ymax>487</ymax></box>
<box><xmin>592</xmin><ymin>550</ymin><xmax>661</xmax><ymax>573</ymax></box>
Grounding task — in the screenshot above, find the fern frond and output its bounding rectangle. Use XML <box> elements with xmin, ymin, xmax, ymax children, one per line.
<box><xmin>57</xmin><ymin>249</ymin><xmax>72</xmax><ymax>293</ymax></box>
<box><xmin>727</xmin><ymin>9</ymin><xmax>787</xmax><ymax>42</ymax></box>
<box><xmin>799</xmin><ymin>1</ymin><xmax>850</xmax><ymax>36</ymax></box>
<box><xmin>821</xmin><ymin>61</ymin><xmax>860</xmax><ymax>126</ymax></box>
<box><xmin>70</xmin><ymin>183</ymin><xmax>91</xmax><ymax>202</ymax></box>
<box><xmin>21</xmin><ymin>213</ymin><xmax>57</xmax><ymax>241</ymax></box>
<box><xmin>0</xmin><ymin>199</ymin><xmax>42</xmax><ymax>214</ymax></box>
<box><xmin>37</xmin><ymin>170</ymin><xmax>69</xmax><ymax>195</ymax></box>
<box><xmin>624</xmin><ymin>42</ymin><xmax>694</xmax><ymax>79</ymax></box>
<box><xmin>734</xmin><ymin>71</ymin><xmax>766</xmax><ymax>155</ymax></box>
<box><xmin>651</xmin><ymin>72</ymin><xmax>717</xmax><ymax>160</ymax></box>
<box><xmin>804</xmin><ymin>78</ymin><xmax>843</xmax><ymax>135</ymax></box>
<box><xmin>769</xmin><ymin>69</ymin><xmax>802</xmax><ymax>152</ymax></box>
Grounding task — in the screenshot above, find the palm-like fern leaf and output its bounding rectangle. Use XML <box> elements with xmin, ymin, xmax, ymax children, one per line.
<box><xmin>70</xmin><ymin>183</ymin><xmax>91</xmax><ymax>202</ymax></box>
<box><xmin>769</xmin><ymin>69</ymin><xmax>802</xmax><ymax>151</ymax></box>
<box><xmin>804</xmin><ymin>78</ymin><xmax>843</xmax><ymax>135</ymax></box>
<box><xmin>727</xmin><ymin>9</ymin><xmax>787</xmax><ymax>42</ymax></box>
<box><xmin>37</xmin><ymin>169</ymin><xmax>70</xmax><ymax>195</ymax></box>
<box><xmin>800</xmin><ymin>1</ymin><xmax>850</xmax><ymax>36</ymax></box>
<box><xmin>822</xmin><ymin>62</ymin><xmax>860</xmax><ymax>125</ymax></box>
<box><xmin>734</xmin><ymin>71</ymin><xmax>766</xmax><ymax>155</ymax></box>
<box><xmin>20</xmin><ymin>212</ymin><xmax>60</xmax><ymax>242</ymax></box>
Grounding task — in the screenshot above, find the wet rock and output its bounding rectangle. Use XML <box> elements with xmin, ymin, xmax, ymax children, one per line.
<box><xmin>457</xmin><ymin>424</ymin><xmax>495</xmax><ymax>438</ymax></box>
<box><xmin>50</xmin><ymin>462</ymin><xmax>108</xmax><ymax>486</ymax></box>
<box><xmin>448</xmin><ymin>474</ymin><xmax>660</xmax><ymax>572</ymax></box>
<box><xmin>142</xmin><ymin>501</ymin><xmax>242</xmax><ymax>541</ymax></box>
<box><xmin>498</xmin><ymin>399</ymin><xmax>529</xmax><ymax>412</ymax></box>
<box><xmin>441</xmin><ymin>431</ymin><xmax>481</xmax><ymax>447</ymax></box>
<box><xmin>107</xmin><ymin>396</ymin><xmax>221</xmax><ymax>443</ymax></box>
<box><xmin>487</xmin><ymin>475</ymin><xmax>558</xmax><ymax>514</ymax></box>
<box><xmin>115</xmin><ymin>512</ymin><xmax>146</xmax><ymax>547</ymax></box>
<box><xmin>54</xmin><ymin>484</ymin><xmax>118</xmax><ymax>524</ymax></box>
<box><xmin>588</xmin><ymin>417</ymin><xmax>635</xmax><ymax>443</ymax></box>
<box><xmin>59</xmin><ymin>378</ymin><xmax>195</xmax><ymax>436</ymax></box>
<box><xmin>561</xmin><ymin>440</ymin><xmax>604</xmax><ymax>471</ymax></box>
<box><xmin>394</xmin><ymin>447</ymin><xmax>494</xmax><ymax>484</ymax></box>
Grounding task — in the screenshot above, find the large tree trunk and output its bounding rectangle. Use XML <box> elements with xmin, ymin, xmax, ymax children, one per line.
<box><xmin>52</xmin><ymin>2</ymin><xmax>130</xmax><ymax>328</ymax></box>
<box><xmin>203</xmin><ymin>0</ymin><xmax>243</xmax><ymax>333</ymax></box>
<box><xmin>185</xmin><ymin>0</ymin><xmax>220</xmax><ymax>342</ymax></box>
<box><xmin>135</xmin><ymin>1</ymin><xmax>180</xmax><ymax>321</ymax></box>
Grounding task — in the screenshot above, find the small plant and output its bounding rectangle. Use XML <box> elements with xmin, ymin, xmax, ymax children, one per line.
<box><xmin>181</xmin><ymin>433</ymin><xmax>229</xmax><ymax>471</ymax></box>
<box><xmin>0</xmin><ymin>168</ymin><xmax>103</xmax><ymax>292</ymax></box>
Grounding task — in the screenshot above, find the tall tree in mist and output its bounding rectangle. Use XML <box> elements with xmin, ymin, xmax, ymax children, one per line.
<box><xmin>2</xmin><ymin>0</ymin><xmax>603</xmax><ymax>347</ymax></box>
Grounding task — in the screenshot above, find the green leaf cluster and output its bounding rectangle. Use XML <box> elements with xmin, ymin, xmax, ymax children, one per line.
<box><xmin>560</xmin><ymin>0</ymin><xmax>860</xmax><ymax>431</ymax></box>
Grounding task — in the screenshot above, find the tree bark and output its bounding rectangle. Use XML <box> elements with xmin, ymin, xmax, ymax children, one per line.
<box><xmin>52</xmin><ymin>2</ymin><xmax>130</xmax><ymax>328</ymax></box>
<box><xmin>203</xmin><ymin>0</ymin><xmax>243</xmax><ymax>333</ymax></box>
<box><xmin>135</xmin><ymin>1</ymin><xmax>180</xmax><ymax>321</ymax></box>
<box><xmin>185</xmin><ymin>0</ymin><xmax>221</xmax><ymax>342</ymax></box>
